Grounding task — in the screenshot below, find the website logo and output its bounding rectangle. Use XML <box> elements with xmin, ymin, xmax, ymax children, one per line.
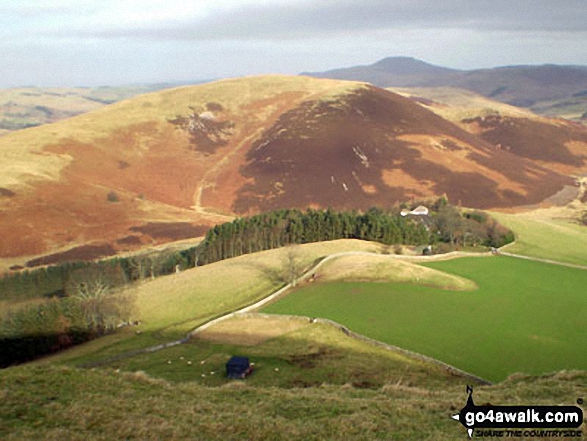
<box><xmin>452</xmin><ymin>386</ymin><xmax>584</xmax><ymax>438</ymax></box>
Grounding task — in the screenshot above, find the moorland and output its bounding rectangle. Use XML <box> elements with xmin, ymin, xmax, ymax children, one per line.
<box><xmin>1</xmin><ymin>64</ymin><xmax>586</xmax><ymax>440</ymax></box>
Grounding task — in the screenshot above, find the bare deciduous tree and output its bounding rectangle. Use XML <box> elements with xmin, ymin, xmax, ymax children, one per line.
<box><xmin>129</xmin><ymin>256</ymin><xmax>149</xmax><ymax>282</ymax></box>
<box><xmin>194</xmin><ymin>245</ymin><xmax>203</xmax><ymax>268</ymax></box>
<box><xmin>65</xmin><ymin>265</ymin><xmax>130</xmax><ymax>331</ymax></box>
<box><xmin>282</xmin><ymin>245</ymin><xmax>303</xmax><ymax>287</ymax></box>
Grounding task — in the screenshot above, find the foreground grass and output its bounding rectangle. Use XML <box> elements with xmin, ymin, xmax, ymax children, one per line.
<box><xmin>1</xmin><ymin>365</ymin><xmax>584</xmax><ymax>441</ymax></box>
<box><xmin>491</xmin><ymin>209</ymin><xmax>587</xmax><ymax>266</ymax></box>
<box><xmin>263</xmin><ymin>256</ymin><xmax>587</xmax><ymax>382</ymax></box>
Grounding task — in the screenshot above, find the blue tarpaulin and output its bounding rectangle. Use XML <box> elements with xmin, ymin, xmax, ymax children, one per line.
<box><xmin>226</xmin><ymin>356</ymin><xmax>251</xmax><ymax>379</ymax></box>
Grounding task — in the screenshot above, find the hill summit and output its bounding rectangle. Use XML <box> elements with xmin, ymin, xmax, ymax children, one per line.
<box><xmin>0</xmin><ymin>75</ymin><xmax>583</xmax><ymax>262</ymax></box>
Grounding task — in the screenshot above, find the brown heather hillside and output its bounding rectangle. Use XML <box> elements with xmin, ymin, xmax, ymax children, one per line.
<box><xmin>0</xmin><ymin>76</ymin><xmax>582</xmax><ymax>263</ymax></box>
<box><xmin>460</xmin><ymin>116</ymin><xmax>587</xmax><ymax>175</ymax></box>
<box><xmin>390</xmin><ymin>87</ymin><xmax>587</xmax><ymax>176</ymax></box>
<box><xmin>232</xmin><ymin>86</ymin><xmax>572</xmax><ymax>213</ymax></box>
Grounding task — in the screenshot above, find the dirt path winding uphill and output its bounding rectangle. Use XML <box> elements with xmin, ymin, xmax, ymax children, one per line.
<box><xmin>497</xmin><ymin>251</ymin><xmax>587</xmax><ymax>270</ymax></box>
<box><xmin>1</xmin><ymin>77</ymin><xmax>580</xmax><ymax>261</ymax></box>
<box><xmin>190</xmin><ymin>87</ymin><xmax>351</xmax><ymax>220</ymax></box>
<box><xmin>191</xmin><ymin>128</ymin><xmax>265</xmax><ymax>221</ymax></box>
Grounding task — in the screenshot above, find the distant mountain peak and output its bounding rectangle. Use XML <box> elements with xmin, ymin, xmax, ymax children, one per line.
<box><xmin>371</xmin><ymin>56</ymin><xmax>457</xmax><ymax>74</ymax></box>
<box><xmin>305</xmin><ymin>57</ymin><xmax>587</xmax><ymax>107</ymax></box>
<box><xmin>372</xmin><ymin>56</ymin><xmax>420</xmax><ymax>65</ymax></box>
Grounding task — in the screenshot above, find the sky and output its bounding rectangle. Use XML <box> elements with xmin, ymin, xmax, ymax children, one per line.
<box><xmin>1</xmin><ymin>0</ymin><xmax>587</xmax><ymax>87</ymax></box>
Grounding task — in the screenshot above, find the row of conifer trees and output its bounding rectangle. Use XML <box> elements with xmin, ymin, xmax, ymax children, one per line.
<box><xmin>1</xmin><ymin>201</ymin><xmax>514</xmax><ymax>304</ymax></box>
<box><xmin>194</xmin><ymin>207</ymin><xmax>430</xmax><ymax>265</ymax></box>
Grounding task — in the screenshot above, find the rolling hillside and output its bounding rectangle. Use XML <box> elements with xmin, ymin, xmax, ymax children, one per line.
<box><xmin>0</xmin><ymin>83</ymin><xmax>210</xmax><ymax>135</ymax></box>
<box><xmin>388</xmin><ymin>86</ymin><xmax>540</xmax><ymax>121</ymax></box>
<box><xmin>389</xmin><ymin>86</ymin><xmax>587</xmax><ymax>176</ymax></box>
<box><xmin>0</xmin><ymin>86</ymin><xmax>161</xmax><ymax>134</ymax></box>
<box><xmin>0</xmin><ymin>75</ymin><xmax>584</xmax><ymax>264</ymax></box>
<box><xmin>3</xmin><ymin>365</ymin><xmax>584</xmax><ymax>441</ymax></box>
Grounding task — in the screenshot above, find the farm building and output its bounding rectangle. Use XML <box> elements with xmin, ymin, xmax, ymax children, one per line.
<box><xmin>226</xmin><ymin>356</ymin><xmax>253</xmax><ymax>379</ymax></box>
<box><xmin>400</xmin><ymin>205</ymin><xmax>429</xmax><ymax>216</ymax></box>
<box><xmin>411</xmin><ymin>205</ymin><xmax>429</xmax><ymax>216</ymax></box>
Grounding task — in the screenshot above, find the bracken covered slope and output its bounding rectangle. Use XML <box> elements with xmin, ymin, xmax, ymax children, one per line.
<box><xmin>0</xmin><ymin>75</ymin><xmax>582</xmax><ymax>262</ymax></box>
<box><xmin>389</xmin><ymin>86</ymin><xmax>587</xmax><ymax>176</ymax></box>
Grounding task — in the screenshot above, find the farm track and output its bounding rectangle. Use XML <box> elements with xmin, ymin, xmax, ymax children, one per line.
<box><xmin>79</xmin><ymin>246</ymin><xmax>586</xmax><ymax>372</ymax></box>
<box><xmin>498</xmin><ymin>251</ymin><xmax>587</xmax><ymax>270</ymax></box>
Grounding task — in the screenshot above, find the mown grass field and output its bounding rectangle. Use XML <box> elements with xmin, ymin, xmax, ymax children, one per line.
<box><xmin>491</xmin><ymin>208</ymin><xmax>587</xmax><ymax>266</ymax></box>
<box><xmin>1</xmin><ymin>364</ymin><xmax>584</xmax><ymax>441</ymax></box>
<box><xmin>263</xmin><ymin>255</ymin><xmax>587</xmax><ymax>382</ymax></box>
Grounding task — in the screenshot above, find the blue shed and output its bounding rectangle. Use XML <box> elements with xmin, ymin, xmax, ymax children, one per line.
<box><xmin>226</xmin><ymin>356</ymin><xmax>252</xmax><ymax>379</ymax></box>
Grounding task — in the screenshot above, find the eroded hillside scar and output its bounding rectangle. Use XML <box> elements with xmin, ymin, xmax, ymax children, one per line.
<box><xmin>169</xmin><ymin>103</ymin><xmax>235</xmax><ymax>155</ymax></box>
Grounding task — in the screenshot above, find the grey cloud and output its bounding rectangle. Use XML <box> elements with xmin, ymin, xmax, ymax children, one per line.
<box><xmin>51</xmin><ymin>0</ymin><xmax>587</xmax><ymax>42</ymax></box>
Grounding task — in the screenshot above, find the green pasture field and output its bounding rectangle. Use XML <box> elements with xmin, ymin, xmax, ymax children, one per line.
<box><xmin>491</xmin><ymin>210</ymin><xmax>587</xmax><ymax>266</ymax></box>
<box><xmin>263</xmin><ymin>256</ymin><xmax>587</xmax><ymax>382</ymax></box>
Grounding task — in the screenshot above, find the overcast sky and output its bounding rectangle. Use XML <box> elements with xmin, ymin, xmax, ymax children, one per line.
<box><xmin>1</xmin><ymin>0</ymin><xmax>586</xmax><ymax>87</ymax></box>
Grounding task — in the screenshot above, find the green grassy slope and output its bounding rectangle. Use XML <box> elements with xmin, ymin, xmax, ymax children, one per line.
<box><xmin>100</xmin><ymin>317</ymin><xmax>469</xmax><ymax>390</ymax></box>
<box><xmin>1</xmin><ymin>365</ymin><xmax>584</xmax><ymax>441</ymax></box>
<box><xmin>263</xmin><ymin>256</ymin><xmax>587</xmax><ymax>382</ymax></box>
<box><xmin>492</xmin><ymin>210</ymin><xmax>587</xmax><ymax>266</ymax></box>
<box><xmin>34</xmin><ymin>240</ymin><xmax>385</xmax><ymax>366</ymax></box>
